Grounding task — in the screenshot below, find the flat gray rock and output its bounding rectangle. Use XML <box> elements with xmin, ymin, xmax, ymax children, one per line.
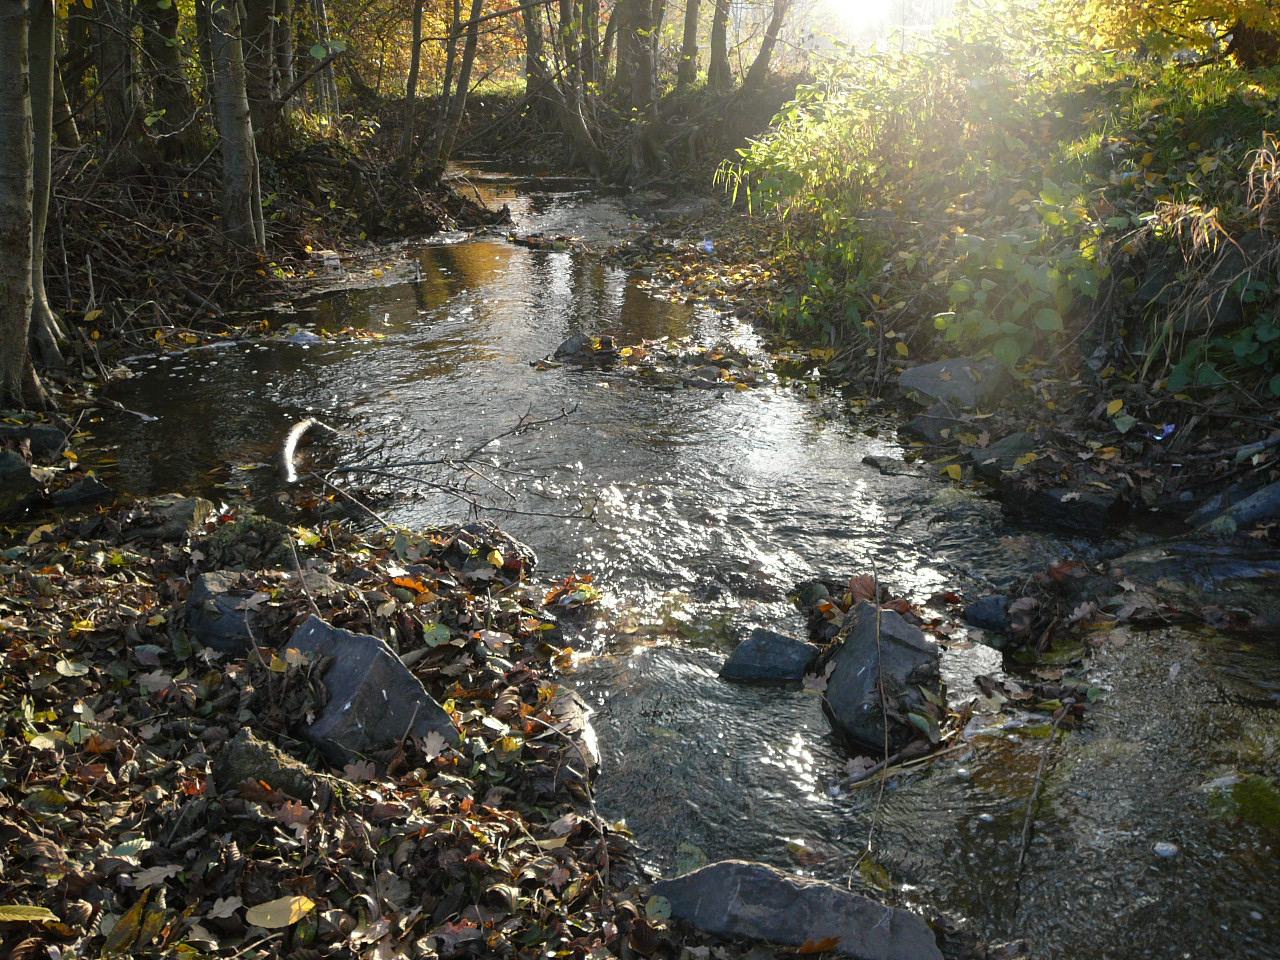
<box><xmin>721</xmin><ymin>628</ymin><xmax>818</xmax><ymax>683</ymax></box>
<box><xmin>899</xmin><ymin>357</ymin><xmax>1010</xmax><ymax>410</ymax></box>
<box><xmin>187</xmin><ymin>570</ymin><xmax>259</xmax><ymax>653</ymax></box>
<box><xmin>821</xmin><ymin>602</ymin><xmax>942</xmax><ymax>753</ymax></box>
<box><xmin>285</xmin><ymin>615</ymin><xmax>458</xmax><ymax>765</ymax></box>
<box><xmin>653</xmin><ymin>859</ymin><xmax>941</xmax><ymax>960</ymax></box>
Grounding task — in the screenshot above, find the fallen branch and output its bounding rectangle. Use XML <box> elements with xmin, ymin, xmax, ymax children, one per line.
<box><xmin>281</xmin><ymin>417</ymin><xmax>342</xmax><ymax>483</ymax></box>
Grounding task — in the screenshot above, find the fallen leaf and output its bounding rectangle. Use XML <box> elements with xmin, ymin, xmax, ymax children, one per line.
<box><xmin>0</xmin><ymin>905</ymin><xmax>60</xmax><ymax>923</ymax></box>
<box><xmin>245</xmin><ymin>894</ymin><xmax>315</xmax><ymax>929</ymax></box>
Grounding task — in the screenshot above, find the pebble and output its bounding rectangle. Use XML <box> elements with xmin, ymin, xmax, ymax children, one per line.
<box><xmin>1154</xmin><ymin>841</ymin><xmax>1180</xmax><ymax>858</ymax></box>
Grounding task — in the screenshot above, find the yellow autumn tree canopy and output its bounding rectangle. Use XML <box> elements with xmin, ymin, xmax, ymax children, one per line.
<box><xmin>1052</xmin><ymin>0</ymin><xmax>1280</xmax><ymax>66</ymax></box>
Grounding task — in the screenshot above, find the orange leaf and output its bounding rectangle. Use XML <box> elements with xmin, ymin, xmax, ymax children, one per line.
<box><xmin>799</xmin><ymin>937</ymin><xmax>841</xmax><ymax>954</ymax></box>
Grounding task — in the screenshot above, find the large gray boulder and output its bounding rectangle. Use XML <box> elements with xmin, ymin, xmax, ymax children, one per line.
<box><xmin>652</xmin><ymin>860</ymin><xmax>941</xmax><ymax>960</ymax></box>
<box><xmin>899</xmin><ymin>357</ymin><xmax>1011</xmax><ymax>410</ymax></box>
<box><xmin>285</xmin><ymin>615</ymin><xmax>458</xmax><ymax>765</ymax></box>
<box><xmin>820</xmin><ymin>602</ymin><xmax>942</xmax><ymax>754</ymax></box>
<box><xmin>721</xmin><ymin>628</ymin><xmax>819</xmax><ymax>683</ymax></box>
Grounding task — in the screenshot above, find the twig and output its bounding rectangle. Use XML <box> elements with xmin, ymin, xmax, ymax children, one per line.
<box><xmin>1014</xmin><ymin>698</ymin><xmax>1075</xmax><ymax>912</ymax></box>
<box><xmin>286</xmin><ymin>534</ymin><xmax>321</xmax><ymax>618</ymax></box>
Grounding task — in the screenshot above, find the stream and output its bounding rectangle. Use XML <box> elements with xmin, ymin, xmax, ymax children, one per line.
<box><xmin>88</xmin><ymin>166</ymin><xmax>1280</xmax><ymax>960</ymax></box>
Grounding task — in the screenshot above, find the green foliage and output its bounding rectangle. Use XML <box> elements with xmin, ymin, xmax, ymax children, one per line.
<box><xmin>718</xmin><ymin>0</ymin><xmax>1280</xmax><ymax>388</ymax></box>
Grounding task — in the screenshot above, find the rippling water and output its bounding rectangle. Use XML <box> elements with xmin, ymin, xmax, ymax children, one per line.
<box><xmin>90</xmin><ymin>167</ymin><xmax>1280</xmax><ymax>959</ymax></box>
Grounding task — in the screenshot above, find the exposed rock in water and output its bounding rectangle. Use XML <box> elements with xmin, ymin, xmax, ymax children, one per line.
<box><xmin>125</xmin><ymin>494</ymin><xmax>215</xmax><ymax>543</ymax></box>
<box><xmin>720</xmin><ymin>627</ymin><xmax>819</xmax><ymax>683</ymax></box>
<box><xmin>528</xmin><ymin>687</ymin><xmax>599</xmax><ymax>798</ymax></box>
<box><xmin>819</xmin><ymin>602</ymin><xmax>943</xmax><ymax>754</ymax></box>
<box><xmin>284</xmin><ymin>615</ymin><xmax>459</xmax><ymax>765</ymax></box>
<box><xmin>1000</xmin><ymin>484</ymin><xmax>1126</xmax><ymax>536</ymax></box>
<box><xmin>0</xmin><ymin>420</ymin><xmax>69</xmax><ymax>460</ymax></box>
<box><xmin>50</xmin><ymin>477</ymin><xmax>112</xmax><ymax>509</ymax></box>
<box><xmin>213</xmin><ymin>728</ymin><xmax>329</xmax><ymax>805</ymax></box>
<box><xmin>971</xmin><ymin>432</ymin><xmax>1037</xmax><ymax>482</ymax></box>
<box><xmin>964</xmin><ymin>595</ymin><xmax>1011</xmax><ymax>634</ymax></box>
<box><xmin>899</xmin><ymin>357</ymin><xmax>1011</xmax><ymax>410</ymax></box>
<box><xmin>900</xmin><ymin>400</ymin><xmax>966</xmax><ymax>444</ymax></box>
<box><xmin>652</xmin><ymin>859</ymin><xmax>942</xmax><ymax>960</ymax></box>
<box><xmin>1194</xmin><ymin>479</ymin><xmax>1280</xmax><ymax>536</ymax></box>
<box><xmin>0</xmin><ymin>451</ymin><xmax>42</xmax><ymax>520</ymax></box>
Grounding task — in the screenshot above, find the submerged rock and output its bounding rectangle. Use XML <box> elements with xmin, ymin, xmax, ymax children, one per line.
<box><xmin>721</xmin><ymin>627</ymin><xmax>819</xmax><ymax>683</ymax></box>
<box><xmin>285</xmin><ymin>615</ymin><xmax>458</xmax><ymax>765</ymax></box>
<box><xmin>820</xmin><ymin>602</ymin><xmax>942</xmax><ymax>754</ymax></box>
<box><xmin>899</xmin><ymin>357</ymin><xmax>1010</xmax><ymax>410</ymax></box>
<box><xmin>972</xmin><ymin>432</ymin><xmax>1037</xmax><ymax>481</ymax></box>
<box><xmin>652</xmin><ymin>859</ymin><xmax>941</xmax><ymax>960</ymax></box>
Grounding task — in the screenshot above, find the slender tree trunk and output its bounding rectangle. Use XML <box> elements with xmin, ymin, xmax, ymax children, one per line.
<box><xmin>742</xmin><ymin>0</ymin><xmax>790</xmax><ymax>93</ymax></box>
<box><xmin>707</xmin><ymin>0</ymin><xmax>730</xmax><ymax>91</ymax></box>
<box><xmin>0</xmin><ymin>0</ymin><xmax>44</xmax><ymax>407</ymax></box>
<box><xmin>580</xmin><ymin>0</ymin><xmax>598</xmax><ymax>85</ymax></box>
<box><xmin>436</xmin><ymin>0</ymin><xmax>484</xmax><ymax>169</ymax></box>
<box><xmin>137</xmin><ymin>0</ymin><xmax>199</xmax><ymax>160</ymax></box>
<box><xmin>51</xmin><ymin>30</ymin><xmax>80</xmax><ymax>149</ymax></box>
<box><xmin>276</xmin><ymin>0</ymin><xmax>295</xmax><ymax>98</ymax></box>
<box><xmin>677</xmin><ymin>0</ymin><xmax>699</xmax><ymax>87</ymax></box>
<box><xmin>28</xmin><ymin>0</ymin><xmax>66</xmax><ymax>368</ymax></box>
<box><xmin>600</xmin><ymin>1</ymin><xmax>618</xmax><ymax>88</ymax></box>
<box><xmin>435</xmin><ymin>0</ymin><xmax>461</xmax><ymax>136</ymax></box>
<box><xmin>397</xmin><ymin>0</ymin><xmax>425</xmax><ymax>177</ymax></box>
<box><xmin>521</xmin><ymin>2</ymin><xmax>551</xmax><ymax>116</ymax></box>
<box><xmin>242</xmin><ymin>0</ymin><xmax>277</xmax><ymax>134</ymax></box>
<box><xmin>92</xmin><ymin>0</ymin><xmax>147</xmax><ymax>171</ymax></box>
<box><xmin>311</xmin><ymin>0</ymin><xmax>339</xmax><ymax>114</ymax></box>
<box><xmin>205</xmin><ymin>0</ymin><xmax>265</xmax><ymax>251</ymax></box>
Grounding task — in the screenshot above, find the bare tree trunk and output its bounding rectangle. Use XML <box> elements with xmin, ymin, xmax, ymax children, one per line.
<box><xmin>521</xmin><ymin>1</ymin><xmax>552</xmax><ymax>117</ymax></box>
<box><xmin>435</xmin><ymin>0</ymin><xmax>484</xmax><ymax>169</ymax></box>
<box><xmin>92</xmin><ymin>0</ymin><xmax>147</xmax><ymax>171</ymax></box>
<box><xmin>397</xmin><ymin>0</ymin><xmax>425</xmax><ymax>177</ymax></box>
<box><xmin>205</xmin><ymin>0</ymin><xmax>266</xmax><ymax>251</ymax></box>
<box><xmin>137</xmin><ymin>0</ymin><xmax>200</xmax><ymax>160</ymax></box>
<box><xmin>742</xmin><ymin>0</ymin><xmax>790</xmax><ymax>93</ymax></box>
<box><xmin>707</xmin><ymin>0</ymin><xmax>730</xmax><ymax>91</ymax></box>
<box><xmin>28</xmin><ymin>0</ymin><xmax>66</xmax><ymax>368</ymax></box>
<box><xmin>580</xmin><ymin>0</ymin><xmax>598</xmax><ymax>85</ymax></box>
<box><xmin>311</xmin><ymin>0</ymin><xmax>339</xmax><ymax>114</ymax></box>
<box><xmin>677</xmin><ymin>0</ymin><xmax>699</xmax><ymax>87</ymax></box>
<box><xmin>276</xmin><ymin>0</ymin><xmax>295</xmax><ymax>98</ymax></box>
<box><xmin>600</xmin><ymin>1</ymin><xmax>618</xmax><ymax>89</ymax></box>
<box><xmin>242</xmin><ymin>0</ymin><xmax>277</xmax><ymax>134</ymax></box>
<box><xmin>51</xmin><ymin>29</ymin><xmax>80</xmax><ymax>149</ymax></box>
<box><xmin>0</xmin><ymin>0</ymin><xmax>45</xmax><ymax>408</ymax></box>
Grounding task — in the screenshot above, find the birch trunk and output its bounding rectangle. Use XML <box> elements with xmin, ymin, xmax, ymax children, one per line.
<box><xmin>206</xmin><ymin>0</ymin><xmax>265</xmax><ymax>251</ymax></box>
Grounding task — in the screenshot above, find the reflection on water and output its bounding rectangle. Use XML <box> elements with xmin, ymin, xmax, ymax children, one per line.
<box><xmin>89</xmin><ymin>171</ymin><xmax>1280</xmax><ymax>960</ymax></box>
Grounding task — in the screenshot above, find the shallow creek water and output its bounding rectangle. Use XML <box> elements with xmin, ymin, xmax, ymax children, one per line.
<box><xmin>90</xmin><ymin>167</ymin><xmax>1280</xmax><ymax>959</ymax></box>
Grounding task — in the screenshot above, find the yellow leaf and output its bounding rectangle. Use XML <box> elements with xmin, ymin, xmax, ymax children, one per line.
<box><xmin>245</xmin><ymin>895</ymin><xmax>315</xmax><ymax>929</ymax></box>
<box><xmin>1106</xmin><ymin>399</ymin><xmax>1124</xmax><ymax>416</ymax></box>
<box><xmin>103</xmin><ymin>890</ymin><xmax>149</xmax><ymax>955</ymax></box>
<box><xmin>894</xmin><ymin>341</ymin><xmax>909</xmax><ymax>357</ymax></box>
<box><xmin>0</xmin><ymin>905</ymin><xmax>60</xmax><ymax>923</ymax></box>
<box><xmin>84</xmin><ymin>308</ymin><xmax>104</xmax><ymax>323</ymax></box>
<box><xmin>1013</xmin><ymin>452</ymin><xmax>1038</xmax><ymax>467</ymax></box>
<box><xmin>487</xmin><ymin>548</ymin><xmax>504</xmax><ymax>567</ymax></box>
<box><xmin>62</xmin><ymin>450</ymin><xmax>78</xmax><ymax>461</ymax></box>
<box><xmin>268</xmin><ymin>654</ymin><xmax>288</xmax><ymax>673</ymax></box>
<box><xmin>942</xmin><ymin>464</ymin><xmax>963</xmax><ymax>481</ymax></box>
